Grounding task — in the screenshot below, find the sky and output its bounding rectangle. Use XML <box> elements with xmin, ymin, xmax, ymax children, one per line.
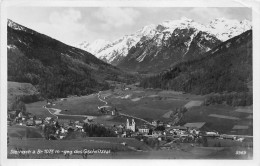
<box><xmin>7</xmin><ymin>7</ymin><xmax>252</xmax><ymax>46</ymax></box>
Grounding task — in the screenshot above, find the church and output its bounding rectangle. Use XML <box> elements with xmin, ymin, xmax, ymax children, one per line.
<box><xmin>126</xmin><ymin>119</ymin><xmax>135</xmax><ymax>132</ymax></box>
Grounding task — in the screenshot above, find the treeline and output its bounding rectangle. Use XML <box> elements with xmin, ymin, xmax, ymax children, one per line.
<box><xmin>8</xmin><ymin>97</ymin><xmax>26</xmax><ymax>113</ymax></box>
<box><xmin>204</xmin><ymin>92</ymin><xmax>253</xmax><ymax>106</ymax></box>
<box><xmin>83</xmin><ymin>123</ymin><xmax>116</xmax><ymax>137</ymax></box>
<box><xmin>140</xmin><ymin>30</ymin><xmax>252</xmax><ymax>95</ymax></box>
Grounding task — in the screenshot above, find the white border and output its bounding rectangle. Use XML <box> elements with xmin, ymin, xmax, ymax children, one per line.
<box><xmin>1</xmin><ymin>0</ymin><xmax>260</xmax><ymax>166</ymax></box>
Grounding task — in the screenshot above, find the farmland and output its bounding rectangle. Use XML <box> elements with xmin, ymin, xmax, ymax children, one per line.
<box><xmin>26</xmin><ymin>101</ymin><xmax>56</xmax><ymax>119</ymax></box>
<box><xmin>8</xmin><ymin>125</ymin><xmax>43</xmax><ymax>138</ymax></box>
<box><xmin>180</xmin><ymin>104</ymin><xmax>253</xmax><ymax>135</ymax></box>
<box><xmin>100</xmin><ymin>88</ymin><xmax>203</xmax><ymax>121</ymax></box>
<box><xmin>25</xmin><ymin>86</ymin><xmax>253</xmax><ymax>134</ymax></box>
<box><xmin>53</xmin><ymin>94</ymin><xmax>103</xmax><ymax>116</ymax></box>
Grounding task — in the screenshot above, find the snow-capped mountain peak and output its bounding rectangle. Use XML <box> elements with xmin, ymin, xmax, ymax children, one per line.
<box><xmin>78</xmin><ymin>17</ymin><xmax>251</xmax><ymax>66</ymax></box>
<box><xmin>78</xmin><ymin>39</ymin><xmax>111</xmax><ymax>56</ymax></box>
<box><xmin>206</xmin><ymin>18</ymin><xmax>252</xmax><ymax>41</ymax></box>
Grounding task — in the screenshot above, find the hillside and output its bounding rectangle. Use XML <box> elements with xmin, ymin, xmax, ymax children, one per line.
<box><xmin>140</xmin><ymin>30</ymin><xmax>252</xmax><ymax>95</ymax></box>
<box><xmin>8</xmin><ymin>81</ymin><xmax>40</xmax><ymax>111</ymax></box>
<box><xmin>7</xmin><ymin>19</ymin><xmax>135</xmax><ymax>99</ymax></box>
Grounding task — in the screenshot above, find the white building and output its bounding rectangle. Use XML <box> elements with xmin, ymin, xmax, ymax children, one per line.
<box><xmin>126</xmin><ymin>119</ymin><xmax>135</xmax><ymax>132</ymax></box>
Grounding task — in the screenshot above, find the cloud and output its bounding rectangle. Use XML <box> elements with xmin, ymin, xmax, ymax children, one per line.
<box><xmin>92</xmin><ymin>7</ymin><xmax>140</xmax><ymax>30</ymax></box>
<box><xmin>27</xmin><ymin>9</ymin><xmax>88</xmax><ymax>46</ymax></box>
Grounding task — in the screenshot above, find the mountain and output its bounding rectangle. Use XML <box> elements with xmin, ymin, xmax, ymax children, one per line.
<box><xmin>78</xmin><ymin>24</ymin><xmax>158</xmax><ymax>65</ymax></box>
<box><xmin>78</xmin><ymin>39</ymin><xmax>110</xmax><ymax>56</ymax></box>
<box><xmin>7</xmin><ymin>19</ymin><xmax>135</xmax><ymax>99</ymax></box>
<box><xmin>140</xmin><ymin>30</ymin><xmax>252</xmax><ymax>95</ymax></box>
<box><xmin>79</xmin><ymin>17</ymin><xmax>251</xmax><ymax>73</ymax></box>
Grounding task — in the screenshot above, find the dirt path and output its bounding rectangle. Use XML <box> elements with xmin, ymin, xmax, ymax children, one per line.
<box><xmin>43</xmin><ymin>106</ymin><xmax>96</xmax><ymax>119</ymax></box>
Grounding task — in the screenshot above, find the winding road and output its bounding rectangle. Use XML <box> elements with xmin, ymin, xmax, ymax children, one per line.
<box><xmin>97</xmin><ymin>91</ymin><xmax>152</xmax><ymax>125</ymax></box>
<box><xmin>42</xmin><ymin>91</ymin><xmax>152</xmax><ymax>125</ymax></box>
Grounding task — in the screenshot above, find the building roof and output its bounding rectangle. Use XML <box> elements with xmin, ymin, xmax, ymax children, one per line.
<box><xmin>232</xmin><ymin>125</ymin><xmax>249</xmax><ymax>130</ymax></box>
<box><xmin>184</xmin><ymin>122</ymin><xmax>206</xmax><ymax>129</ymax></box>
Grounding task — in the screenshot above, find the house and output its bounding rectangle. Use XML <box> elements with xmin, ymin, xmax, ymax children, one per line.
<box><xmin>45</xmin><ymin>117</ymin><xmax>52</xmax><ymax>122</ymax></box>
<box><xmin>152</xmin><ymin>121</ymin><xmax>158</xmax><ymax>127</ymax></box>
<box><xmin>111</xmin><ymin>109</ymin><xmax>119</xmax><ymax>116</ymax></box>
<box><xmin>205</xmin><ymin>131</ymin><xmax>219</xmax><ymax>137</ymax></box>
<box><xmin>60</xmin><ymin>127</ymin><xmax>66</xmax><ymax>134</ymax></box>
<box><xmin>26</xmin><ymin>119</ymin><xmax>34</xmax><ymax>126</ymax></box>
<box><xmin>18</xmin><ymin>112</ymin><xmax>23</xmax><ymax>118</ymax></box>
<box><xmin>152</xmin><ymin>131</ymin><xmax>162</xmax><ymax>137</ymax></box>
<box><xmin>138</xmin><ymin>125</ymin><xmax>149</xmax><ymax>134</ymax></box>
<box><xmin>158</xmin><ymin>121</ymin><xmax>164</xmax><ymax>126</ymax></box>
<box><xmin>8</xmin><ymin>111</ymin><xmax>16</xmax><ymax>119</ymax></box>
<box><xmin>35</xmin><ymin>119</ymin><xmax>43</xmax><ymax>125</ymax></box>
<box><xmin>75</xmin><ymin>123</ymin><xmax>84</xmax><ymax>131</ymax></box>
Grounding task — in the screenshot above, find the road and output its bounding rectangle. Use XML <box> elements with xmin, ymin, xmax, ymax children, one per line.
<box><xmin>42</xmin><ymin>91</ymin><xmax>152</xmax><ymax>125</ymax></box>
<box><xmin>97</xmin><ymin>91</ymin><xmax>152</xmax><ymax>125</ymax></box>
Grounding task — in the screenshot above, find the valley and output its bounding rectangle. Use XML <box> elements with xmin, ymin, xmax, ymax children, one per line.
<box><xmin>8</xmin><ymin>82</ymin><xmax>253</xmax><ymax>159</ymax></box>
<box><xmin>6</xmin><ymin>16</ymin><xmax>253</xmax><ymax>159</ymax></box>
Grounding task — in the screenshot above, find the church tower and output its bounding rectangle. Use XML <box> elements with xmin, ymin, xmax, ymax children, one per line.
<box><xmin>126</xmin><ymin>119</ymin><xmax>135</xmax><ymax>132</ymax></box>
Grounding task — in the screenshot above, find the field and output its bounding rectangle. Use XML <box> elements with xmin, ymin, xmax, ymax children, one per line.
<box><xmin>180</xmin><ymin>104</ymin><xmax>253</xmax><ymax>135</ymax></box>
<box><xmin>208</xmin><ymin>114</ymin><xmax>240</xmax><ymax>120</ymax></box>
<box><xmin>102</xmin><ymin>88</ymin><xmax>204</xmax><ymax>121</ymax></box>
<box><xmin>26</xmin><ymin>101</ymin><xmax>56</xmax><ymax>119</ymax></box>
<box><xmin>25</xmin><ymin>86</ymin><xmax>253</xmax><ymax>135</ymax></box>
<box><xmin>53</xmin><ymin>94</ymin><xmax>103</xmax><ymax>116</ymax></box>
<box><xmin>8</xmin><ymin>125</ymin><xmax>43</xmax><ymax>138</ymax></box>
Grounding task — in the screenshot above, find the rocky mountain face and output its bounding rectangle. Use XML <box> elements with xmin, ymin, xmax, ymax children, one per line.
<box><xmin>7</xmin><ymin>19</ymin><xmax>135</xmax><ymax>98</ymax></box>
<box><xmin>78</xmin><ymin>24</ymin><xmax>158</xmax><ymax>65</ymax></box>
<box><xmin>78</xmin><ymin>17</ymin><xmax>251</xmax><ymax>73</ymax></box>
<box><xmin>140</xmin><ymin>30</ymin><xmax>252</xmax><ymax>94</ymax></box>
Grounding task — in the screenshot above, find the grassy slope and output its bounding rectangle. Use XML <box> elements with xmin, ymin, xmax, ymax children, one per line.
<box><xmin>8</xmin><ymin>81</ymin><xmax>39</xmax><ymax>109</ymax></box>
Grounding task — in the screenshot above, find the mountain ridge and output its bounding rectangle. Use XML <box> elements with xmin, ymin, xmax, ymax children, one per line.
<box><xmin>7</xmin><ymin>19</ymin><xmax>135</xmax><ymax>99</ymax></box>
<box><xmin>140</xmin><ymin>30</ymin><xmax>252</xmax><ymax>94</ymax></box>
<box><xmin>78</xmin><ymin>17</ymin><xmax>251</xmax><ymax>72</ymax></box>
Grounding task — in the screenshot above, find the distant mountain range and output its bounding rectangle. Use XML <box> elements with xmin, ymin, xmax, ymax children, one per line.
<box><xmin>78</xmin><ymin>17</ymin><xmax>251</xmax><ymax>73</ymax></box>
<box><xmin>7</xmin><ymin>19</ymin><xmax>135</xmax><ymax>98</ymax></box>
<box><xmin>140</xmin><ymin>30</ymin><xmax>252</xmax><ymax>94</ymax></box>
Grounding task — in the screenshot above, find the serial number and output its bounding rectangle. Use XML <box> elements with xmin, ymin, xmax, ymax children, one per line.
<box><xmin>236</xmin><ymin>151</ymin><xmax>247</xmax><ymax>155</ymax></box>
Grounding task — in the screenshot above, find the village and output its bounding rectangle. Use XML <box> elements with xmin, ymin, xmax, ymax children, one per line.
<box><xmin>7</xmin><ymin>103</ymin><xmax>249</xmax><ymax>150</ymax></box>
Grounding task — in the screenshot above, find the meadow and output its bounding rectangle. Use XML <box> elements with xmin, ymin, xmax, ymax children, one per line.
<box><xmin>8</xmin><ymin>125</ymin><xmax>43</xmax><ymax>138</ymax></box>
<box><xmin>180</xmin><ymin>104</ymin><xmax>253</xmax><ymax>134</ymax></box>
<box><xmin>26</xmin><ymin>101</ymin><xmax>56</xmax><ymax>118</ymax></box>
<box><xmin>53</xmin><ymin>94</ymin><xmax>103</xmax><ymax>116</ymax></box>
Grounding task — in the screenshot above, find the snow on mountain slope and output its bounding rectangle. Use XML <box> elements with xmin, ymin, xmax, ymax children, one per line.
<box><xmin>78</xmin><ymin>17</ymin><xmax>251</xmax><ymax>66</ymax></box>
<box><xmin>206</xmin><ymin>18</ymin><xmax>252</xmax><ymax>41</ymax></box>
<box><xmin>78</xmin><ymin>39</ymin><xmax>110</xmax><ymax>56</ymax></box>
